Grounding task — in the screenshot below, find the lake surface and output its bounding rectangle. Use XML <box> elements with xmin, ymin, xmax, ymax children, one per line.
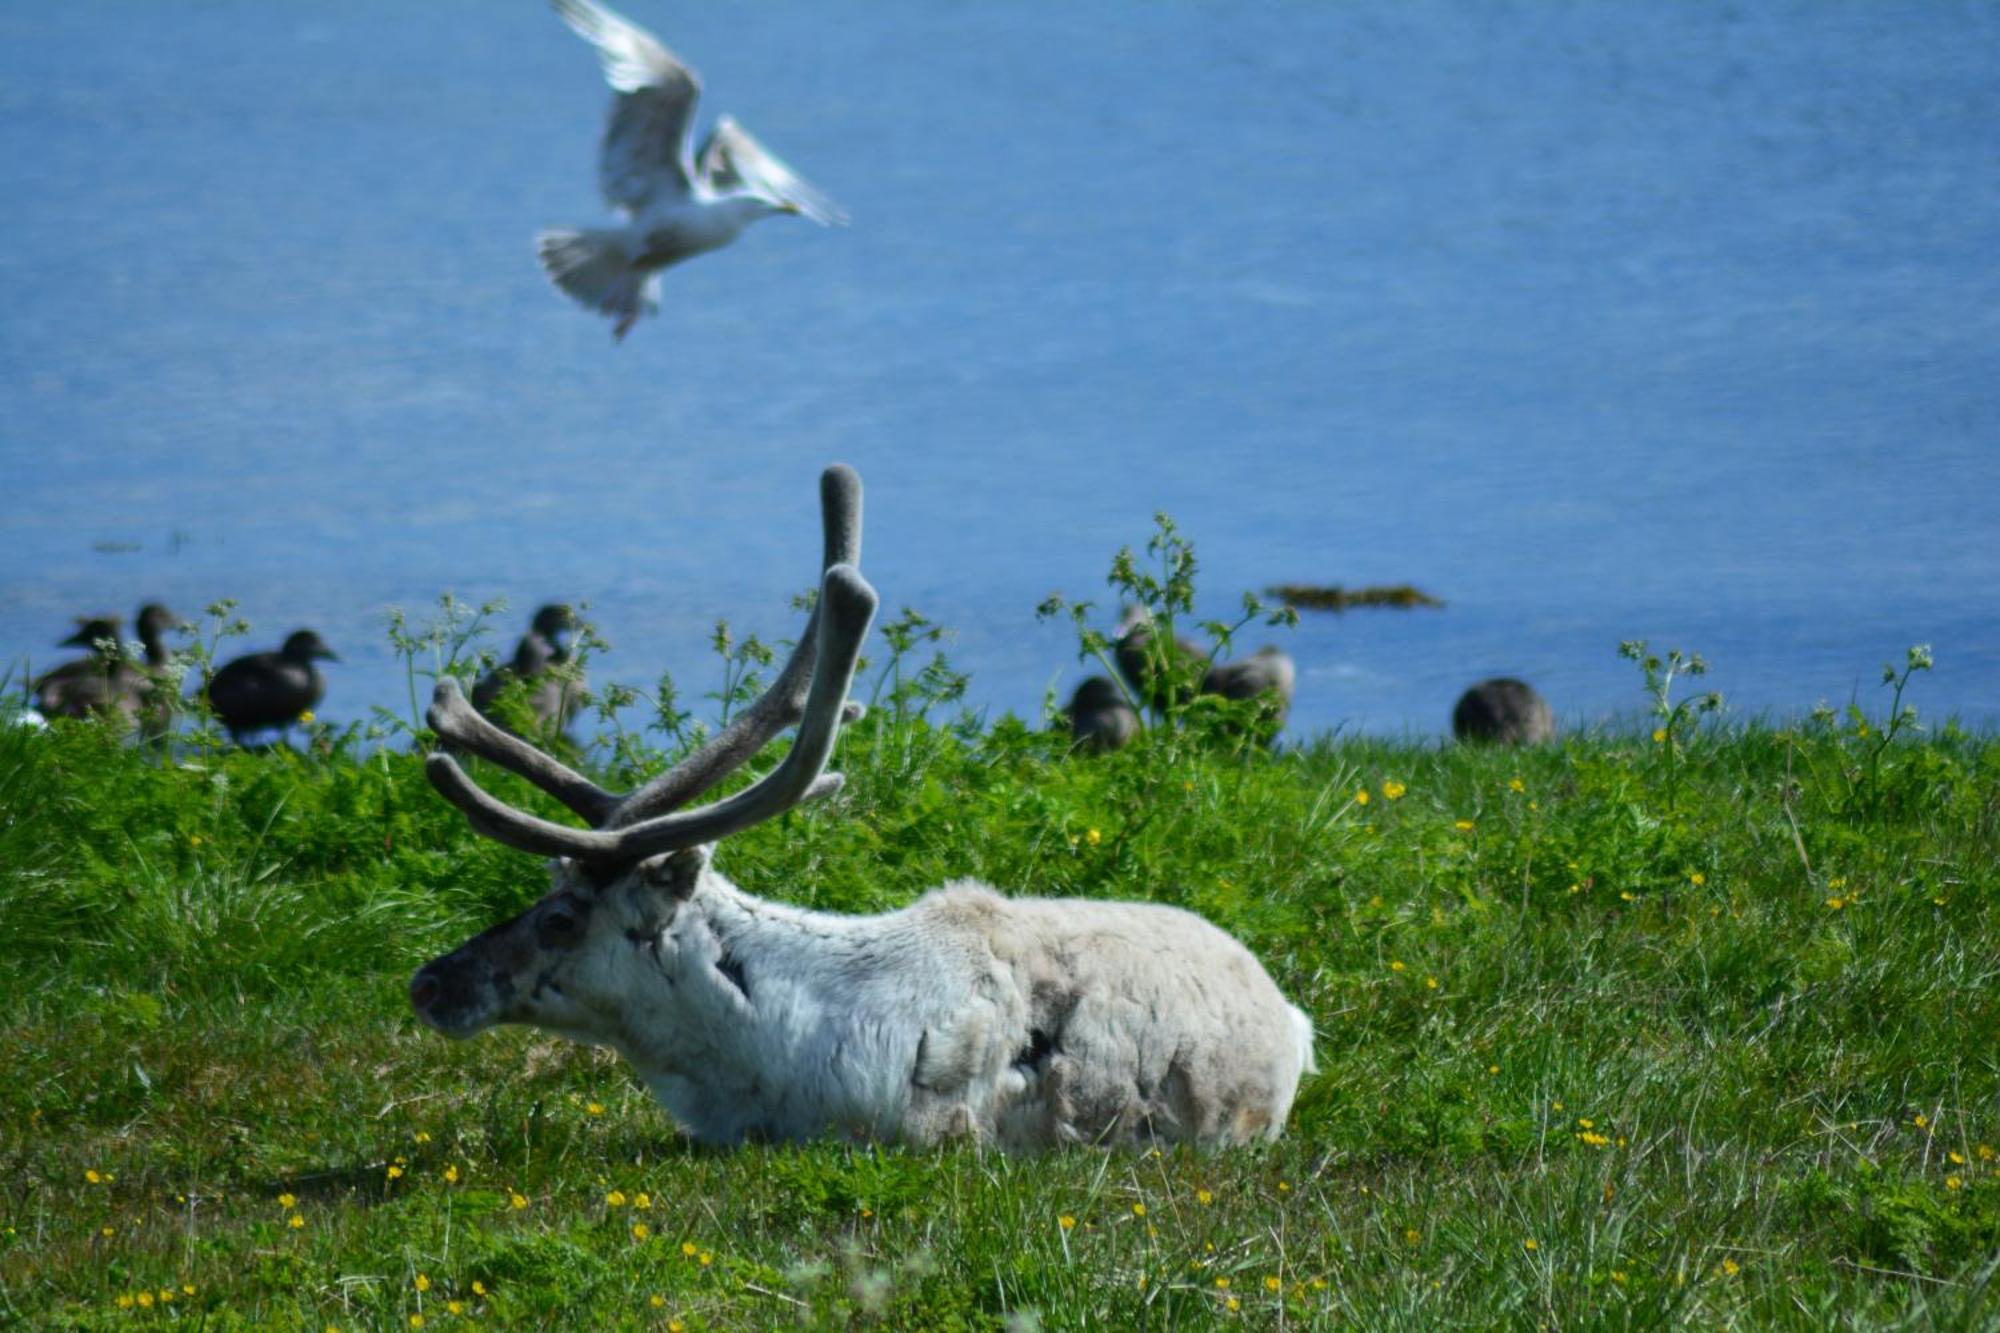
<box><xmin>4</xmin><ymin>0</ymin><xmax>1996</xmax><ymax>741</ymax></box>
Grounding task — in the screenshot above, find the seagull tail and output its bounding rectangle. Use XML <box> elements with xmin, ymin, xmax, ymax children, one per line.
<box><xmin>536</xmin><ymin>228</ymin><xmax>657</xmax><ymax>340</ymax></box>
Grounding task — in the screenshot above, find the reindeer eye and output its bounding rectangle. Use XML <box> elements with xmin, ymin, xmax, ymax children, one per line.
<box><xmin>538</xmin><ymin>906</ymin><xmax>582</xmax><ymax>947</ymax></box>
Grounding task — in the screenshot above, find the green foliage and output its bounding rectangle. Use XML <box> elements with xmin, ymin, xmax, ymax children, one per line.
<box><xmin>3</xmin><ymin>613</ymin><xmax>1998</xmax><ymax>1326</ymax></box>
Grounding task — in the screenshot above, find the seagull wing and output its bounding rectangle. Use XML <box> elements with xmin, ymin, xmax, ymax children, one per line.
<box><xmin>552</xmin><ymin>0</ymin><xmax>703</xmax><ymax>214</ymax></box>
<box><xmin>697</xmin><ymin>116</ymin><xmax>848</xmax><ymax>226</ymax></box>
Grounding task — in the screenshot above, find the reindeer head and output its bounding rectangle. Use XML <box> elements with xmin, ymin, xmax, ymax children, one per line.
<box><xmin>410</xmin><ymin>465</ymin><xmax>876</xmax><ymax>1047</ymax></box>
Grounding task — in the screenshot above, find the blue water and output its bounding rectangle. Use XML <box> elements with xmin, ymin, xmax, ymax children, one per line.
<box><xmin>4</xmin><ymin>1</ymin><xmax>1997</xmax><ymax>739</ymax></box>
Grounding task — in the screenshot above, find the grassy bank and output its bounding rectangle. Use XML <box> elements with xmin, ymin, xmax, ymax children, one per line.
<box><xmin>3</xmin><ymin>678</ymin><xmax>1998</xmax><ymax>1328</ymax></box>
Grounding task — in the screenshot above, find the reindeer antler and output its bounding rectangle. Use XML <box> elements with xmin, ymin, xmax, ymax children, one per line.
<box><xmin>424</xmin><ymin>466</ymin><xmax>876</xmax><ymax>867</ymax></box>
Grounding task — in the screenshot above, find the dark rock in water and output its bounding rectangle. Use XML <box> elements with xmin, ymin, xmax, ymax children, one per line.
<box><xmin>1201</xmin><ymin>646</ymin><xmax>1297</xmax><ymax>739</ymax></box>
<box><xmin>1113</xmin><ymin>606</ymin><xmax>1208</xmax><ymax>716</ymax></box>
<box><xmin>1065</xmin><ymin>675</ymin><xmax>1139</xmax><ymax>754</ymax></box>
<box><xmin>473</xmin><ymin>603</ymin><xmax>583</xmax><ymax>735</ymax></box>
<box><xmin>1452</xmin><ymin>677</ymin><xmax>1555</xmax><ymax>745</ymax></box>
<box><xmin>1266</xmin><ymin>583</ymin><xmax>1444</xmax><ymax>612</ymax></box>
<box><xmin>207</xmin><ymin>629</ymin><xmax>337</xmax><ymax>744</ymax></box>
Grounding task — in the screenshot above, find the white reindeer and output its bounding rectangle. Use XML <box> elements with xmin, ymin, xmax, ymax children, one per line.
<box><xmin>411</xmin><ymin>467</ymin><xmax>1315</xmax><ymax>1148</ymax></box>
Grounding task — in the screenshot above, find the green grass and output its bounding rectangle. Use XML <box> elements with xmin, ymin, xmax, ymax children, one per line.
<box><xmin>3</xmin><ymin>700</ymin><xmax>1998</xmax><ymax>1329</ymax></box>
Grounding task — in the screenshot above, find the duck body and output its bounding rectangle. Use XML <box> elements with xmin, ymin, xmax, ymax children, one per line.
<box><xmin>206</xmin><ymin>630</ymin><xmax>337</xmax><ymax>743</ymax></box>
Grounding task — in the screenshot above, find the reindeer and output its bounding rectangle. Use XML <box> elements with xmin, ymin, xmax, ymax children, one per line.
<box><xmin>411</xmin><ymin>466</ymin><xmax>1315</xmax><ymax>1148</ymax></box>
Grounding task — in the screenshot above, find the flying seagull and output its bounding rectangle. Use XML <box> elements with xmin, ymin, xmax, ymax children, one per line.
<box><xmin>540</xmin><ymin>0</ymin><xmax>847</xmax><ymax>340</ymax></box>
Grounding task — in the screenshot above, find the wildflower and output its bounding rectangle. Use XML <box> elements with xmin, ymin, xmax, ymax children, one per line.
<box><xmin>1508</xmin><ymin>777</ymin><xmax>1525</xmax><ymax>793</ymax></box>
<box><xmin>1620</xmin><ymin>891</ymin><xmax>1636</xmax><ymax>902</ymax></box>
<box><xmin>1949</xmin><ymin>1151</ymin><xmax>1966</xmax><ymax>1165</ymax></box>
<box><xmin>409</xmin><ymin>1317</ymin><xmax>424</xmax><ymax>1330</ymax></box>
<box><xmin>1390</xmin><ymin>960</ymin><xmax>1406</xmax><ymax>972</ymax></box>
<box><xmin>288</xmin><ymin>1213</ymin><xmax>305</xmax><ymax>1229</ymax></box>
<box><xmin>1215</xmin><ymin>1277</ymin><xmax>1231</xmax><ymax>1290</ymax></box>
<box><xmin>1689</xmin><ymin>872</ymin><xmax>1706</xmax><ymax>886</ymax></box>
<box><xmin>387</xmin><ymin>1165</ymin><xmax>404</xmax><ymax>1180</ymax></box>
<box><xmin>634</xmin><ymin>1192</ymin><xmax>652</xmax><ymax>1209</ymax></box>
<box><xmin>1651</xmin><ymin>728</ymin><xmax>1666</xmax><ymax>744</ymax></box>
<box><xmin>1945</xmin><ymin>1174</ymin><xmax>1964</xmax><ymax>1190</ymax></box>
<box><xmin>158</xmin><ymin>1289</ymin><xmax>174</xmax><ymax>1303</ymax></box>
<box><xmin>116</xmin><ymin>1295</ymin><xmax>134</xmax><ymax>1309</ymax></box>
<box><xmin>443</xmin><ymin>1165</ymin><xmax>459</xmax><ymax>1184</ymax></box>
<box><xmin>1277</xmin><ymin>1180</ymin><xmax>1291</xmax><ymax>1192</ymax></box>
<box><xmin>86</xmin><ymin>1169</ymin><xmax>103</xmax><ymax>1184</ymax></box>
<box><xmin>1914</xmin><ymin>1114</ymin><xmax>1930</xmax><ymax>1129</ymax></box>
<box><xmin>182</xmin><ymin>1285</ymin><xmax>195</xmax><ymax>1296</ymax></box>
<box><xmin>1979</xmin><ymin>1145</ymin><xmax>1996</xmax><ymax>1162</ymax></box>
<box><xmin>1404</xmin><ymin>1228</ymin><xmax>1420</xmax><ymax>1244</ymax></box>
<box><xmin>632</xmin><ymin>1223</ymin><xmax>650</xmax><ymax>1241</ymax></box>
<box><xmin>1719</xmin><ymin>1258</ymin><xmax>1739</xmax><ymax>1277</ymax></box>
<box><xmin>586</xmin><ymin>1102</ymin><xmax>605</xmax><ymax>1115</ymax></box>
<box><xmin>1132</xmin><ymin>1202</ymin><xmax>1147</xmax><ymax>1217</ymax></box>
<box><xmin>414</xmin><ymin>1131</ymin><xmax>431</xmax><ymax>1143</ymax></box>
<box><xmin>447</xmin><ymin>1302</ymin><xmax>464</xmax><ymax>1316</ymax></box>
<box><xmin>1611</xmin><ymin>1270</ymin><xmax>1628</xmax><ymax>1285</ymax></box>
<box><xmin>1425</xmin><ymin>976</ymin><xmax>1438</xmax><ymax>990</ymax></box>
<box><xmin>1579</xmin><ymin>1131</ymin><xmax>1610</xmax><ymax>1147</ymax></box>
<box><xmin>278</xmin><ymin>1192</ymin><xmax>297</xmax><ymax>1209</ymax></box>
<box><xmin>1488</xmin><ymin>1064</ymin><xmax>1499</xmax><ymax>1075</ymax></box>
<box><xmin>1226</xmin><ymin>1297</ymin><xmax>1241</xmax><ymax>1311</ymax></box>
<box><xmin>649</xmin><ymin>1295</ymin><xmax>665</xmax><ymax>1309</ymax></box>
<box><xmin>1524</xmin><ymin>1239</ymin><xmax>1538</xmax><ymax>1251</ymax></box>
<box><xmin>509</xmin><ymin>1191</ymin><xmax>527</xmax><ymax>1209</ymax></box>
<box><xmin>137</xmin><ymin>1292</ymin><xmax>154</xmax><ymax>1309</ymax></box>
<box><xmin>1577</xmin><ymin>1117</ymin><xmax>1594</xmax><ymax>1128</ymax></box>
<box><xmin>1382</xmin><ymin>780</ymin><xmax>1406</xmax><ymax>800</ymax></box>
<box><xmin>1553</xmin><ymin>1101</ymin><xmax>1564</xmax><ymax>1111</ymax></box>
<box><xmin>669</xmin><ymin>1322</ymin><xmax>685</xmax><ymax>1333</ymax></box>
<box><xmin>1455</xmin><ymin>819</ymin><xmax>1474</xmax><ymax>831</ymax></box>
<box><xmin>682</xmin><ymin>1240</ymin><xmax>700</xmax><ymax>1256</ymax></box>
<box><xmin>1828</xmin><ymin>877</ymin><xmax>1846</xmax><ymax>890</ymax></box>
<box><xmin>1826</xmin><ymin>897</ymin><xmax>1847</xmax><ymax>910</ymax></box>
<box><xmin>471</xmin><ymin>1282</ymin><xmax>486</xmax><ymax>1297</ymax></box>
<box><xmin>1196</xmin><ymin>1189</ymin><xmax>1213</xmax><ymax>1206</ymax></box>
<box><xmin>698</xmin><ymin>1251</ymin><xmax>712</xmax><ymax>1266</ymax></box>
<box><xmin>415</xmin><ymin>1275</ymin><xmax>431</xmax><ymax>1293</ymax></box>
<box><xmin>299</xmin><ymin>710</ymin><xmax>315</xmax><ymax>725</ymax></box>
<box><xmin>1354</xmin><ymin>788</ymin><xmax>1370</xmax><ymax>805</ymax></box>
<box><xmin>101</xmin><ymin>1225</ymin><xmax>116</xmax><ymax>1237</ymax></box>
<box><xmin>1085</xmin><ymin>828</ymin><xmax>1102</xmax><ymax>846</ymax></box>
<box><xmin>606</xmin><ymin>1190</ymin><xmax>627</xmax><ymax>1207</ymax></box>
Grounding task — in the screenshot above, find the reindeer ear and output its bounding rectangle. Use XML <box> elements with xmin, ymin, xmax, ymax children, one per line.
<box><xmin>639</xmin><ymin>845</ymin><xmax>711</xmax><ymax>901</ymax></box>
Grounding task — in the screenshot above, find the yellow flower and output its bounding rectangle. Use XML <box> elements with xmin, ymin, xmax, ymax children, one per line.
<box><xmin>409</xmin><ymin>1317</ymin><xmax>424</xmax><ymax>1330</ymax></box>
<box><xmin>682</xmin><ymin>1241</ymin><xmax>700</xmax><ymax>1256</ymax></box>
<box><xmin>116</xmin><ymin>1295</ymin><xmax>134</xmax><ymax>1309</ymax></box>
<box><xmin>137</xmin><ymin>1292</ymin><xmax>154</xmax><ymax>1308</ymax></box>
<box><xmin>1611</xmin><ymin>1270</ymin><xmax>1628</xmax><ymax>1285</ymax></box>
<box><xmin>101</xmin><ymin>1225</ymin><xmax>116</xmax><ymax>1237</ymax></box>
<box><xmin>1828</xmin><ymin>877</ymin><xmax>1846</xmax><ymax>890</ymax></box>
<box><xmin>1389</xmin><ymin>960</ymin><xmax>1405</xmax><ymax>972</ymax></box>
<box><xmin>1085</xmin><ymin>828</ymin><xmax>1102</xmax><ymax>845</ymax></box>
<box><xmin>1196</xmin><ymin>1189</ymin><xmax>1213</xmax><ymax>1206</ymax></box>
<box><xmin>669</xmin><ymin>1322</ymin><xmax>685</xmax><ymax>1333</ymax></box>
<box><xmin>278</xmin><ymin>1192</ymin><xmax>297</xmax><ymax>1209</ymax></box>
<box><xmin>1352</xmin><ymin>788</ymin><xmax>1371</xmax><ymax>807</ymax></box>
<box><xmin>86</xmin><ymin>1169</ymin><xmax>103</xmax><ymax>1184</ymax></box>
<box><xmin>1979</xmin><ymin>1145</ymin><xmax>1996</xmax><ymax>1162</ymax></box>
<box><xmin>634</xmin><ymin>1192</ymin><xmax>652</xmax><ymax>1209</ymax></box>
<box><xmin>1265</xmin><ymin>1276</ymin><xmax>1282</xmax><ymax>1292</ymax></box>
<box><xmin>1277</xmin><ymin>1180</ymin><xmax>1290</xmax><ymax>1193</ymax></box>
<box><xmin>288</xmin><ymin>1213</ymin><xmax>305</xmax><ymax>1229</ymax></box>
<box><xmin>1059</xmin><ymin>1215</ymin><xmax>1076</xmax><ymax>1230</ymax></box>
<box><xmin>1946</xmin><ymin>1175</ymin><xmax>1964</xmax><ymax>1190</ymax></box>
<box><xmin>1620</xmin><ymin>891</ymin><xmax>1636</xmax><ymax>902</ymax></box>
<box><xmin>1382</xmin><ymin>780</ymin><xmax>1406</xmax><ymax>800</ymax></box>
<box><xmin>1131</xmin><ymin>1202</ymin><xmax>1147</xmax><ymax>1217</ymax></box>
<box><xmin>387</xmin><ymin>1165</ymin><xmax>404</xmax><ymax>1180</ymax></box>
<box><xmin>1226</xmin><ymin>1297</ymin><xmax>1241</xmax><ymax>1312</ymax></box>
<box><xmin>1579</xmin><ymin>1131</ymin><xmax>1610</xmax><ymax>1147</ymax></box>
<box><xmin>698</xmin><ymin>1251</ymin><xmax>712</xmax><ymax>1266</ymax></box>
<box><xmin>1425</xmin><ymin>976</ymin><xmax>1438</xmax><ymax>990</ymax></box>
<box><xmin>414</xmin><ymin>1274</ymin><xmax>431</xmax><ymax>1293</ymax></box>
<box><xmin>1404</xmin><ymin>1228</ymin><xmax>1420</xmax><ymax>1244</ymax></box>
<box><xmin>447</xmin><ymin>1302</ymin><xmax>464</xmax><ymax>1317</ymax></box>
<box><xmin>1826</xmin><ymin>897</ymin><xmax>1847</xmax><ymax>910</ymax></box>
<box><xmin>1215</xmin><ymin>1276</ymin><xmax>1231</xmax><ymax>1290</ymax></box>
<box><xmin>1508</xmin><ymin>777</ymin><xmax>1525</xmax><ymax>793</ymax></box>
<box><xmin>586</xmin><ymin>1102</ymin><xmax>605</xmax><ymax>1115</ymax></box>
<box><xmin>606</xmin><ymin>1190</ymin><xmax>627</xmax><ymax>1207</ymax></box>
<box><xmin>1524</xmin><ymin>1239</ymin><xmax>1538</xmax><ymax>1251</ymax></box>
<box><xmin>1719</xmin><ymin>1258</ymin><xmax>1740</xmax><ymax>1277</ymax></box>
<box><xmin>1553</xmin><ymin>1101</ymin><xmax>1565</xmax><ymax>1111</ymax></box>
<box><xmin>1577</xmin><ymin>1118</ymin><xmax>1594</xmax><ymax>1128</ymax></box>
<box><xmin>1651</xmin><ymin>728</ymin><xmax>1667</xmax><ymax>744</ymax></box>
<box><xmin>509</xmin><ymin>1191</ymin><xmax>527</xmax><ymax>1209</ymax></box>
<box><xmin>1949</xmin><ymin>1151</ymin><xmax>1966</xmax><ymax>1165</ymax></box>
<box><xmin>1455</xmin><ymin>819</ymin><xmax>1475</xmax><ymax>831</ymax></box>
<box><xmin>182</xmin><ymin>1285</ymin><xmax>195</xmax><ymax>1296</ymax></box>
<box><xmin>472</xmin><ymin>1281</ymin><xmax>487</xmax><ymax>1296</ymax></box>
<box><xmin>1689</xmin><ymin>872</ymin><xmax>1706</xmax><ymax>886</ymax></box>
<box><xmin>443</xmin><ymin>1165</ymin><xmax>459</xmax><ymax>1183</ymax></box>
<box><xmin>158</xmin><ymin>1290</ymin><xmax>173</xmax><ymax>1303</ymax></box>
<box><xmin>413</xmin><ymin>1131</ymin><xmax>431</xmax><ymax>1144</ymax></box>
<box><xmin>1914</xmin><ymin>1114</ymin><xmax>1930</xmax><ymax>1129</ymax></box>
<box><xmin>299</xmin><ymin>711</ymin><xmax>316</xmax><ymax>725</ymax></box>
<box><xmin>631</xmin><ymin>1223</ymin><xmax>650</xmax><ymax>1241</ymax></box>
<box><xmin>1488</xmin><ymin>1064</ymin><xmax>1499</xmax><ymax>1075</ymax></box>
